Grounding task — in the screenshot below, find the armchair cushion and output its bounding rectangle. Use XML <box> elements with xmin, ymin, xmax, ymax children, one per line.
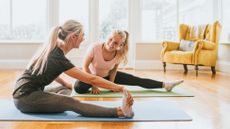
<box><xmin>179</xmin><ymin>40</ymin><xmax>195</xmax><ymax>51</ymax></box>
<box><xmin>164</xmin><ymin>51</ymin><xmax>193</xmax><ymax>64</ymax></box>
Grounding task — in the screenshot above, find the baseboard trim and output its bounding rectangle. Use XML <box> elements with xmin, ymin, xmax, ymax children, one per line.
<box><xmin>0</xmin><ymin>59</ymin><xmax>29</xmax><ymax>69</ymax></box>
<box><xmin>0</xmin><ymin>57</ymin><xmax>83</xmax><ymax>69</ymax></box>
<box><xmin>135</xmin><ymin>60</ymin><xmax>183</xmax><ymax>70</ymax></box>
<box><xmin>135</xmin><ymin>60</ymin><xmax>230</xmax><ymax>73</ymax></box>
<box><xmin>135</xmin><ymin>60</ymin><xmax>199</xmax><ymax>70</ymax></box>
<box><xmin>216</xmin><ymin>61</ymin><xmax>230</xmax><ymax>73</ymax></box>
<box><xmin>1</xmin><ymin>59</ymin><xmax>230</xmax><ymax>73</ymax></box>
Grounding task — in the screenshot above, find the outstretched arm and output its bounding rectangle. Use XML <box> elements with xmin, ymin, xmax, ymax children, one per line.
<box><xmin>64</xmin><ymin>67</ymin><xmax>124</xmax><ymax>92</ymax></box>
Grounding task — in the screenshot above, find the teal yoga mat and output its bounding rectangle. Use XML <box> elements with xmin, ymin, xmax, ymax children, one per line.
<box><xmin>71</xmin><ymin>86</ymin><xmax>194</xmax><ymax>98</ymax></box>
<box><xmin>0</xmin><ymin>100</ymin><xmax>191</xmax><ymax>122</ymax></box>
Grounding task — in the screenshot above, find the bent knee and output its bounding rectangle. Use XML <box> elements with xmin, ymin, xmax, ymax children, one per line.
<box><xmin>74</xmin><ymin>87</ymin><xmax>89</xmax><ymax>94</ymax></box>
<box><xmin>74</xmin><ymin>81</ymin><xmax>91</xmax><ymax>94</ymax></box>
<box><xmin>14</xmin><ymin>99</ymin><xmax>33</xmax><ymax>113</ymax></box>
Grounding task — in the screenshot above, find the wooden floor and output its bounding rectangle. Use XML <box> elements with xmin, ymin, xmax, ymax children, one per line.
<box><xmin>0</xmin><ymin>69</ymin><xmax>230</xmax><ymax>129</ymax></box>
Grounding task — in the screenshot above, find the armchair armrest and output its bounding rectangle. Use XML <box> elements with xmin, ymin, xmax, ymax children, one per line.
<box><xmin>195</xmin><ymin>40</ymin><xmax>216</xmax><ymax>50</ymax></box>
<box><xmin>161</xmin><ymin>41</ymin><xmax>180</xmax><ymax>62</ymax></box>
<box><xmin>162</xmin><ymin>41</ymin><xmax>180</xmax><ymax>51</ymax></box>
<box><xmin>200</xmin><ymin>40</ymin><xmax>216</xmax><ymax>50</ymax></box>
<box><xmin>193</xmin><ymin>40</ymin><xmax>216</xmax><ymax>52</ymax></box>
<box><xmin>193</xmin><ymin>40</ymin><xmax>216</xmax><ymax>64</ymax></box>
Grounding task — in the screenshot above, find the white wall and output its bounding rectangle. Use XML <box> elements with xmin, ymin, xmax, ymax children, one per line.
<box><xmin>216</xmin><ymin>44</ymin><xmax>230</xmax><ymax>73</ymax></box>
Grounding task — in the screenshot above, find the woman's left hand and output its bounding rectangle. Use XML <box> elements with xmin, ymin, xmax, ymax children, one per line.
<box><xmin>91</xmin><ymin>87</ymin><xmax>101</xmax><ymax>94</ymax></box>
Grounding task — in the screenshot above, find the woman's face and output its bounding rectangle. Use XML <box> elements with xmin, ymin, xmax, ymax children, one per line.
<box><xmin>105</xmin><ymin>34</ymin><xmax>123</xmax><ymax>52</ymax></box>
<box><xmin>70</xmin><ymin>32</ymin><xmax>85</xmax><ymax>48</ymax></box>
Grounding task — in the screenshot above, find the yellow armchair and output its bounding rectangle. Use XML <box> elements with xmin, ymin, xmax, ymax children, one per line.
<box><xmin>161</xmin><ymin>21</ymin><xmax>222</xmax><ymax>75</ymax></box>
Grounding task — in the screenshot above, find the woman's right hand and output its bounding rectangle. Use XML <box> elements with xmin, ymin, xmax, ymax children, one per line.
<box><xmin>91</xmin><ymin>86</ymin><xmax>101</xmax><ymax>94</ymax></box>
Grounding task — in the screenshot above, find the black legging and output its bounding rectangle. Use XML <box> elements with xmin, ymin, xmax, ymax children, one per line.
<box><xmin>74</xmin><ymin>71</ymin><xmax>163</xmax><ymax>94</ymax></box>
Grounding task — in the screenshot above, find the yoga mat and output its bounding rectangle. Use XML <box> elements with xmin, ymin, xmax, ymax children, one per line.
<box><xmin>0</xmin><ymin>100</ymin><xmax>192</xmax><ymax>122</ymax></box>
<box><xmin>71</xmin><ymin>86</ymin><xmax>194</xmax><ymax>98</ymax></box>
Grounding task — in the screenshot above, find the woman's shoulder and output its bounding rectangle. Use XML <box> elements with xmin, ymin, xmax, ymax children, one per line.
<box><xmin>50</xmin><ymin>47</ymin><xmax>64</xmax><ymax>57</ymax></box>
<box><xmin>49</xmin><ymin>47</ymin><xmax>70</xmax><ymax>62</ymax></box>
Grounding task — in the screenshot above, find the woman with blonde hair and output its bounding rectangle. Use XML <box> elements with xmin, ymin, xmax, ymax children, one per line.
<box><xmin>74</xmin><ymin>30</ymin><xmax>183</xmax><ymax>94</ymax></box>
<box><xmin>12</xmin><ymin>20</ymin><xmax>134</xmax><ymax>118</ymax></box>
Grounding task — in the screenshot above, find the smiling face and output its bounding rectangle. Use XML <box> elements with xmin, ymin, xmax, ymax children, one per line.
<box><xmin>105</xmin><ymin>34</ymin><xmax>124</xmax><ymax>52</ymax></box>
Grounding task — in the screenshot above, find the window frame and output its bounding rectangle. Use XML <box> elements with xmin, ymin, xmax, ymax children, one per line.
<box><xmin>0</xmin><ymin>0</ymin><xmax>47</xmax><ymax>42</ymax></box>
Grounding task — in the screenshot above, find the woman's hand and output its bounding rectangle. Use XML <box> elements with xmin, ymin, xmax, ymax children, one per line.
<box><xmin>91</xmin><ymin>86</ymin><xmax>101</xmax><ymax>94</ymax></box>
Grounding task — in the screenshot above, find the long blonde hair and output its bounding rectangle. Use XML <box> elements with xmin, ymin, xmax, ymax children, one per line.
<box><xmin>112</xmin><ymin>30</ymin><xmax>129</xmax><ymax>64</ymax></box>
<box><xmin>28</xmin><ymin>20</ymin><xmax>83</xmax><ymax>75</ymax></box>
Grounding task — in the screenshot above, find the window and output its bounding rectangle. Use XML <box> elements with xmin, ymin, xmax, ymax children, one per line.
<box><xmin>0</xmin><ymin>0</ymin><xmax>221</xmax><ymax>44</ymax></box>
<box><xmin>59</xmin><ymin>0</ymin><xmax>89</xmax><ymax>40</ymax></box>
<box><xmin>0</xmin><ymin>0</ymin><xmax>10</xmax><ymax>40</ymax></box>
<box><xmin>99</xmin><ymin>0</ymin><xmax>128</xmax><ymax>41</ymax></box>
<box><xmin>141</xmin><ymin>0</ymin><xmax>177</xmax><ymax>42</ymax></box>
<box><xmin>221</xmin><ymin>0</ymin><xmax>230</xmax><ymax>42</ymax></box>
<box><xmin>0</xmin><ymin>0</ymin><xmax>46</xmax><ymax>41</ymax></box>
<box><xmin>179</xmin><ymin>0</ymin><xmax>213</xmax><ymax>25</ymax></box>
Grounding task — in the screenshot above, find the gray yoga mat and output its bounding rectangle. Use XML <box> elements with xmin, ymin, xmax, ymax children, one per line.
<box><xmin>0</xmin><ymin>100</ymin><xmax>192</xmax><ymax>122</ymax></box>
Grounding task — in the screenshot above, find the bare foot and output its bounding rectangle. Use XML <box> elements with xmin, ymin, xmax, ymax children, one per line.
<box><xmin>121</xmin><ymin>88</ymin><xmax>134</xmax><ymax>118</ymax></box>
<box><xmin>164</xmin><ymin>80</ymin><xmax>184</xmax><ymax>92</ymax></box>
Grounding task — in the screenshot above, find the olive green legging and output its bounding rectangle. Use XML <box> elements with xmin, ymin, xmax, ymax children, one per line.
<box><xmin>13</xmin><ymin>90</ymin><xmax>117</xmax><ymax>117</ymax></box>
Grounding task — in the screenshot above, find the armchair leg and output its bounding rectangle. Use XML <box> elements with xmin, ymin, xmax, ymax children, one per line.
<box><xmin>183</xmin><ymin>64</ymin><xmax>188</xmax><ymax>74</ymax></box>
<box><xmin>163</xmin><ymin>62</ymin><xmax>166</xmax><ymax>73</ymax></box>
<box><xmin>211</xmin><ymin>66</ymin><xmax>216</xmax><ymax>75</ymax></box>
<box><xmin>195</xmin><ymin>65</ymin><xmax>199</xmax><ymax>76</ymax></box>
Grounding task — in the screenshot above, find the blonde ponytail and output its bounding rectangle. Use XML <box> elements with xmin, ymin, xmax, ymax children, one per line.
<box><xmin>112</xmin><ymin>30</ymin><xmax>129</xmax><ymax>65</ymax></box>
<box><xmin>121</xmin><ymin>31</ymin><xmax>129</xmax><ymax>64</ymax></box>
<box><xmin>27</xmin><ymin>20</ymin><xmax>83</xmax><ymax>75</ymax></box>
<box><xmin>28</xmin><ymin>26</ymin><xmax>60</xmax><ymax>75</ymax></box>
